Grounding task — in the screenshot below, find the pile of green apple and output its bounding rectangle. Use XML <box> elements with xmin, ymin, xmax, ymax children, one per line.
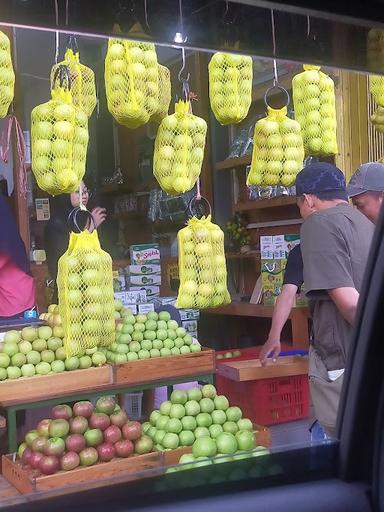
<box><xmin>31</xmin><ymin>96</ymin><xmax>88</xmax><ymax>195</ymax></box>
<box><xmin>103</xmin><ymin>310</ymin><xmax>201</xmax><ymax>364</ymax></box>
<box><xmin>216</xmin><ymin>350</ymin><xmax>242</xmax><ymax>360</ymax></box>
<box><xmin>105</xmin><ymin>39</ymin><xmax>159</xmax><ymax>129</ymax></box>
<box><xmin>153</xmin><ymin>101</ymin><xmax>207</xmax><ymax>195</ymax></box>
<box><xmin>18</xmin><ymin>396</ymin><xmax>153</xmax><ymax>475</ymax></box>
<box><xmin>113</xmin><ymin>299</ymin><xmax>137</xmax><ymax>320</ymax></box>
<box><xmin>0</xmin><ymin>31</ymin><xmax>14</xmax><ymax>117</ymax></box>
<box><xmin>176</xmin><ymin>218</ymin><xmax>230</xmax><ymax>309</ymax></box>
<box><xmin>142</xmin><ymin>384</ymin><xmax>254</xmax><ymax>452</ymax></box>
<box><xmin>208</xmin><ymin>52</ymin><xmax>253</xmax><ymax>126</ymax></box>
<box><xmin>0</xmin><ymin>325</ymin><xmax>107</xmax><ymax>381</ymax></box>
<box><xmin>248</xmin><ymin>109</ymin><xmax>304</xmax><ymax>188</ymax></box>
<box><xmin>292</xmin><ymin>66</ymin><xmax>338</xmax><ymax>157</ymax></box>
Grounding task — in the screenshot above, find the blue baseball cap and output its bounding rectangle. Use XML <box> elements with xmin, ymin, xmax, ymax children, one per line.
<box><xmin>295</xmin><ymin>162</ymin><xmax>348</xmax><ymax>201</ymax></box>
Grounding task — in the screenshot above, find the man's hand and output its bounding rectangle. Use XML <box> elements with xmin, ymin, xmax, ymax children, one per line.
<box><xmin>259</xmin><ymin>338</ymin><xmax>281</xmax><ymax>366</ymax></box>
<box><xmin>91</xmin><ymin>207</ymin><xmax>107</xmax><ymax>228</ymax></box>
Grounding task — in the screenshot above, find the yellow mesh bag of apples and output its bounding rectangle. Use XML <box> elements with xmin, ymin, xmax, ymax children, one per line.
<box><xmin>151</xmin><ymin>64</ymin><xmax>171</xmax><ymax>123</ymax></box>
<box><xmin>105</xmin><ymin>38</ymin><xmax>159</xmax><ymax>128</ymax></box>
<box><xmin>57</xmin><ymin>214</ymin><xmax>115</xmax><ymax>357</ymax></box>
<box><xmin>153</xmin><ymin>100</ymin><xmax>207</xmax><ymax>195</ymax></box>
<box><xmin>176</xmin><ymin>215</ymin><xmax>230</xmax><ymax>309</ymax></box>
<box><xmin>208</xmin><ymin>52</ymin><xmax>253</xmax><ymax>125</ymax></box>
<box><xmin>371</xmin><ymin>106</ymin><xmax>384</xmax><ymax>133</ymax></box>
<box><xmin>247</xmin><ymin>105</ymin><xmax>304</xmax><ymax>187</ymax></box>
<box><xmin>31</xmin><ymin>66</ymin><xmax>89</xmax><ymax>195</ymax></box>
<box><xmin>292</xmin><ymin>65</ymin><xmax>338</xmax><ymax>157</ymax></box>
<box><xmin>51</xmin><ymin>47</ymin><xmax>97</xmax><ymax>118</ymax></box>
<box><xmin>0</xmin><ymin>31</ymin><xmax>14</xmax><ymax>118</ymax></box>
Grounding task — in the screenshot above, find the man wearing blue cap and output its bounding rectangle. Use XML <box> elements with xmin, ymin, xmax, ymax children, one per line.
<box><xmin>296</xmin><ymin>162</ymin><xmax>374</xmax><ymax>437</ymax></box>
<box><xmin>347</xmin><ymin>162</ymin><xmax>384</xmax><ymax>224</ymax></box>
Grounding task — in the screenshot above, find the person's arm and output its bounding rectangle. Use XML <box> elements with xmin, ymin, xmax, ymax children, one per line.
<box><xmin>259</xmin><ymin>283</ymin><xmax>298</xmax><ymax>364</ymax></box>
<box><xmin>328</xmin><ymin>287</ymin><xmax>359</xmax><ymax>325</ymax></box>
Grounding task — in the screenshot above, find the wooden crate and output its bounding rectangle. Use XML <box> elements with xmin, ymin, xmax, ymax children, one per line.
<box><xmin>2</xmin><ymin>451</ymin><xmax>162</xmax><ymax>494</ymax></box>
<box><xmin>113</xmin><ymin>348</ymin><xmax>215</xmax><ymax>386</ymax></box>
<box><xmin>162</xmin><ymin>424</ymin><xmax>271</xmax><ymax>467</ymax></box>
<box><xmin>0</xmin><ymin>366</ymin><xmax>113</xmax><ymax>407</ymax></box>
<box><xmin>217</xmin><ymin>356</ymin><xmax>308</xmax><ymax>382</ymax></box>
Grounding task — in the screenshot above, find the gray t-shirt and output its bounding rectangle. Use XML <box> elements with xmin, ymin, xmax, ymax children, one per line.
<box><xmin>301</xmin><ymin>203</ymin><xmax>374</xmax><ymax>370</ymax></box>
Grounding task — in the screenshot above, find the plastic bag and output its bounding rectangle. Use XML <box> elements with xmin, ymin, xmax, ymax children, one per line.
<box><xmin>57</xmin><ymin>226</ymin><xmax>115</xmax><ymax>357</ymax></box>
<box><xmin>153</xmin><ymin>100</ymin><xmax>207</xmax><ymax>195</ymax></box>
<box><xmin>151</xmin><ymin>64</ymin><xmax>171</xmax><ymax>123</ymax></box>
<box><xmin>176</xmin><ymin>216</ymin><xmax>230</xmax><ymax>309</ymax></box>
<box><xmin>209</xmin><ymin>52</ymin><xmax>252</xmax><ymax>125</ymax></box>
<box><xmin>292</xmin><ymin>65</ymin><xmax>338</xmax><ymax>157</ymax></box>
<box><xmin>51</xmin><ymin>48</ymin><xmax>97</xmax><ymax>118</ymax></box>
<box><xmin>247</xmin><ymin>106</ymin><xmax>304</xmax><ymax>187</ymax></box>
<box><xmin>105</xmin><ymin>38</ymin><xmax>159</xmax><ymax>128</ymax></box>
<box><xmin>0</xmin><ymin>31</ymin><xmax>14</xmax><ymax>119</ymax></box>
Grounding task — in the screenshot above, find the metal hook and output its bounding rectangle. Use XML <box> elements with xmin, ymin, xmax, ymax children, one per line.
<box><xmin>66</xmin><ymin>34</ymin><xmax>79</xmax><ymax>54</ymax></box>
<box><xmin>178</xmin><ymin>47</ymin><xmax>190</xmax><ymax>83</ymax></box>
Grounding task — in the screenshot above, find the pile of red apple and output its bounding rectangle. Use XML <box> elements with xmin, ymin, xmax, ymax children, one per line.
<box><xmin>18</xmin><ymin>396</ymin><xmax>153</xmax><ymax>475</ymax></box>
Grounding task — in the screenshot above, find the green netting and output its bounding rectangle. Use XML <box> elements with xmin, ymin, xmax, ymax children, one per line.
<box><xmin>176</xmin><ymin>216</ymin><xmax>230</xmax><ymax>309</ymax></box>
<box><xmin>153</xmin><ymin>100</ymin><xmax>207</xmax><ymax>195</ymax></box>
<box><xmin>292</xmin><ymin>65</ymin><xmax>338</xmax><ymax>157</ymax></box>
<box><xmin>0</xmin><ymin>31</ymin><xmax>15</xmax><ymax>118</ymax></box>
<box><xmin>105</xmin><ymin>38</ymin><xmax>159</xmax><ymax>128</ymax></box>
<box><xmin>57</xmin><ymin>229</ymin><xmax>115</xmax><ymax>357</ymax></box>
<box><xmin>208</xmin><ymin>52</ymin><xmax>253</xmax><ymax>125</ymax></box>
<box><xmin>369</xmin><ymin>75</ymin><xmax>384</xmax><ymax>107</ymax></box>
<box><xmin>247</xmin><ymin>106</ymin><xmax>304</xmax><ymax>187</ymax></box>
<box><xmin>371</xmin><ymin>106</ymin><xmax>384</xmax><ymax>133</ymax></box>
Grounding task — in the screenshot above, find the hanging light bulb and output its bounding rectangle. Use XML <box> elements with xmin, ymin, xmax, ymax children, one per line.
<box><xmin>173</xmin><ymin>32</ymin><xmax>185</xmax><ymax>44</ymax></box>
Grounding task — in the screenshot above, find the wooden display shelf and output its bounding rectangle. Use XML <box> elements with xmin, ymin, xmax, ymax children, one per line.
<box><xmin>2</xmin><ymin>451</ymin><xmax>162</xmax><ymax>494</ymax></box>
<box><xmin>0</xmin><ymin>366</ymin><xmax>113</xmax><ymax>407</ymax></box>
<box><xmin>99</xmin><ymin>184</ymin><xmax>132</xmax><ymax>195</ymax></box>
<box><xmin>162</xmin><ymin>424</ymin><xmax>271</xmax><ymax>466</ymax></box>
<box><xmin>234</xmin><ymin>196</ymin><xmax>298</xmax><ymax>212</ymax></box>
<box><xmin>216</xmin><ymin>155</ymin><xmax>251</xmax><ymax>171</ymax></box>
<box><xmin>204</xmin><ymin>302</ymin><xmax>309</xmax><ymax>319</ymax></box>
<box><xmin>226</xmin><ymin>251</ymin><xmax>260</xmax><ymax>259</ymax></box>
<box><xmin>217</xmin><ymin>355</ymin><xmax>309</xmax><ymax>382</ymax></box>
<box><xmin>113</xmin><ymin>348</ymin><xmax>215</xmax><ymax>386</ymax></box>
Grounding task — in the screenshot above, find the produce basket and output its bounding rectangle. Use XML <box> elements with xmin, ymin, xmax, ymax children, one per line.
<box><xmin>216</xmin><ymin>352</ymin><xmax>309</xmax><ymax>425</ymax></box>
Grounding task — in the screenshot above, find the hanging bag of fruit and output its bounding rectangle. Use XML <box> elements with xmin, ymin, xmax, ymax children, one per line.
<box><xmin>292</xmin><ymin>64</ymin><xmax>338</xmax><ymax>157</ymax></box>
<box><xmin>50</xmin><ymin>36</ymin><xmax>97</xmax><ymax>118</ymax></box>
<box><xmin>105</xmin><ymin>38</ymin><xmax>159</xmax><ymax>128</ymax></box>
<box><xmin>31</xmin><ymin>65</ymin><xmax>89</xmax><ymax>195</ymax></box>
<box><xmin>208</xmin><ymin>52</ymin><xmax>253</xmax><ymax>125</ymax></box>
<box><xmin>248</xmin><ymin>86</ymin><xmax>304</xmax><ymax>187</ymax></box>
<box><xmin>57</xmin><ymin>207</ymin><xmax>115</xmax><ymax>357</ymax></box>
<box><xmin>150</xmin><ymin>64</ymin><xmax>172</xmax><ymax>123</ymax></box>
<box><xmin>153</xmin><ymin>100</ymin><xmax>207</xmax><ymax>195</ymax></box>
<box><xmin>0</xmin><ymin>31</ymin><xmax>15</xmax><ymax>118</ymax></box>
<box><xmin>176</xmin><ymin>196</ymin><xmax>230</xmax><ymax>309</ymax></box>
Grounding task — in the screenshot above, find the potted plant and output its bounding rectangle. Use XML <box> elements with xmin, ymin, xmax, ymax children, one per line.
<box><xmin>225</xmin><ymin>214</ymin><xmax>251</xmax><ymax>253</ymax></box>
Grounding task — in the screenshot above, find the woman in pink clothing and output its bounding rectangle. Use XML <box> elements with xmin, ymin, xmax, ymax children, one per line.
<box><xmin>0</xmin><ymin>194</ymin><xmax>35</xmax><ymax>318</ymax></box>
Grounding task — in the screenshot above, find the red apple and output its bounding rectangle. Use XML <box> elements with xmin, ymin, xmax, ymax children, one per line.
<box><xmin>89</xmin><ymin>413</ymin><xmax>111</xmax><ymax>431</ymax></box>
<box><xmin>73</xmin><ymin>401</ymin><xmax>94</xmax><ymax>418</ymax></box>
<box><xmin>65</xmin><ymin>434</ymin><xmax>86</xmax><ymax>453</ymax></box>
<box><xmin>84</xmin><ymin>428</ymin><xmax>103</xmax><ymax>447</ymax></box>
<box><xmin>95</xmin><ymin>396</ymin><xmax>116</xmax><ymax>415</ymax></box>
<box><xmin>79</xmin><ymin>447</ymin><xmax>98</xmax><ymax>466</ymax></box>
<box><xmin>39</xmin><ymin>455</ymin><xmax>60</xmax><ymax>475</ymax></box>
<box><xmin>69</xmin><ymin>416</ymin><xmax>88</xmax><ymax>435</ymax></box>
<box><xmin>37</xmin><ymin>419</ymin><xmax>52</xmax><ymax>438</ymax></box>
<box><xmin>134</xmin><ymin>435</ymin><xmax>153</xmax><ymax>455</ymax></box>
<box><xmin>51</xmin><ymin>404</ymin><xmax>72</xmax><ymax>421</ymax></box>
<box><xmin>104</xmin><ymin>425</ymin><xmax>122</xmax><ymax>444</ymax></box>
<box><xmin>114</xmin><ymin>439</ymin><xmax>134</xmax><ymax>458</ymax></box>
<box><xmin>30</xmin><ymin>451</ymin><xmax>44</xmax><ymax>469</ymax></box>
<box><xmin>97</xmin><ymin>443</ymin><xmax>115</xmax><ymax>462</ymax></box>
<box><xmin>31</xmin><ymin>436</ymin><xmax>48</xmax><ymax>453</ymax></box>
<box><xmin>44</xmin><ymin>437</ymin><xmax>65</xmax><ymax>457</ymax></box>
<box><xmin>122</xmin><ymin>421</ymin><xmax>142</xmax><ymax>441</ymax></box>
<box><xmin>110</xmin><ymin>410</ymin><xmax>128</xmax><ymax>428</ymax></box>
<box><xmin>60</xmin><ymin>452</ymin><xmax>80</xmax><ymax>471</ymax></box>
<box><xmin>49</xmin><ymin>419</ymin><xmax>70</xmax><ymax>438</ymax></box>
<box><xmin>21</xmin><ymin>447</ymin><xmax>33</xmax><ymax>466</ymax></box>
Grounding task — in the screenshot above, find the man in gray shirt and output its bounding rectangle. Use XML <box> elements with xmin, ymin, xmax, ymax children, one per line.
<box><xmin>296</xmin><ymin>162</ymin><xmax>374</xmax><ymax>437</ymax></box>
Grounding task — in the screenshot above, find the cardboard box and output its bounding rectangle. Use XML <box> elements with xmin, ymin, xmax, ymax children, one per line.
<box><xmin>113</xmin><ymin>275</ymin><xmax>126</xmax><ymax>292</ymax></box>
<box><xmin>138</xmin><ymin>303</ymin><xmax>155</xmax><ymax>314</ymax></box>
<box><xmin>260</xmin><ymin>236</ymin><xmax>274</xmax><ymax>259</ymax></box>
<box><xmin>182</xmin><ymin>320</ymin><xmax>198</xmax><ymax>334</ymax></box>
<box><xmin>261</xmin><ymin>259</ymin><xmax>286</xmax><ymax>306</ymax></box>
<box><xmin>130</xmin><ymin>244</ymin><xmax>160</xmax><ymax>265</ymax></box>
<box><xmin>128</xmin><ymin>286</ymin><xmax>160</xmax><ymax>298</ymax></box>
<box><xmin>127</xmin><ymin>275</ymin><xmax>162</xmax><ymax>286</ymax></box>
<box><xmin>125</xmin><ymin>304</ymin><xmax>138</xmax><ymax>314</ymax></box>
<box><xmin>127</xmin><ymin>264</ymin><xmax>161</xmax><ymax>276</ymax></box>
<box><xmin>179</xmin><ymin>309</ymin><xmax>200</xmax><ymax>321</ymax></box>
<box><xmin>115</xmin><ymin>290</ymin><xmax>147</xmax><ymax>306</ymax></box>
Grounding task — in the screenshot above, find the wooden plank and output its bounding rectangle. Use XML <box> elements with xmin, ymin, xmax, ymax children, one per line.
<box><xmin>204</xmin><ymin>303</ymin><xmax>310</xmax><ymax>319</ymax></box>
<box><xmin>216</xmin><ymin>155</ymin><xmax>251</xmax><ymax>171</ymax></box>
<box><xmin>234</xmin><ymin>196</ymin><xmax>298</xmax><ymax>211</ymax></box>
<box><xmin>113</xmin><ymin>349</ymin><xmax>215</xmax><ymax>386</ymax></box>
<box><xmin>0</xmin><ymin>475</ymin><xmax>20</xmax><ymax>499</ymax></box>
<box><xmin>216</xmin><ymin>355</ymin><xmax>308</xmax><ymax>382</ymax></box>
<box><xmin>2</xmin><ymin>452</ymin><xmax>162</xmax><ymax>494</ymax></box>
<box><xmin>0</xmin><ymin>366</ymin><xmax>112</xmax><ymax>407</ymax></box>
